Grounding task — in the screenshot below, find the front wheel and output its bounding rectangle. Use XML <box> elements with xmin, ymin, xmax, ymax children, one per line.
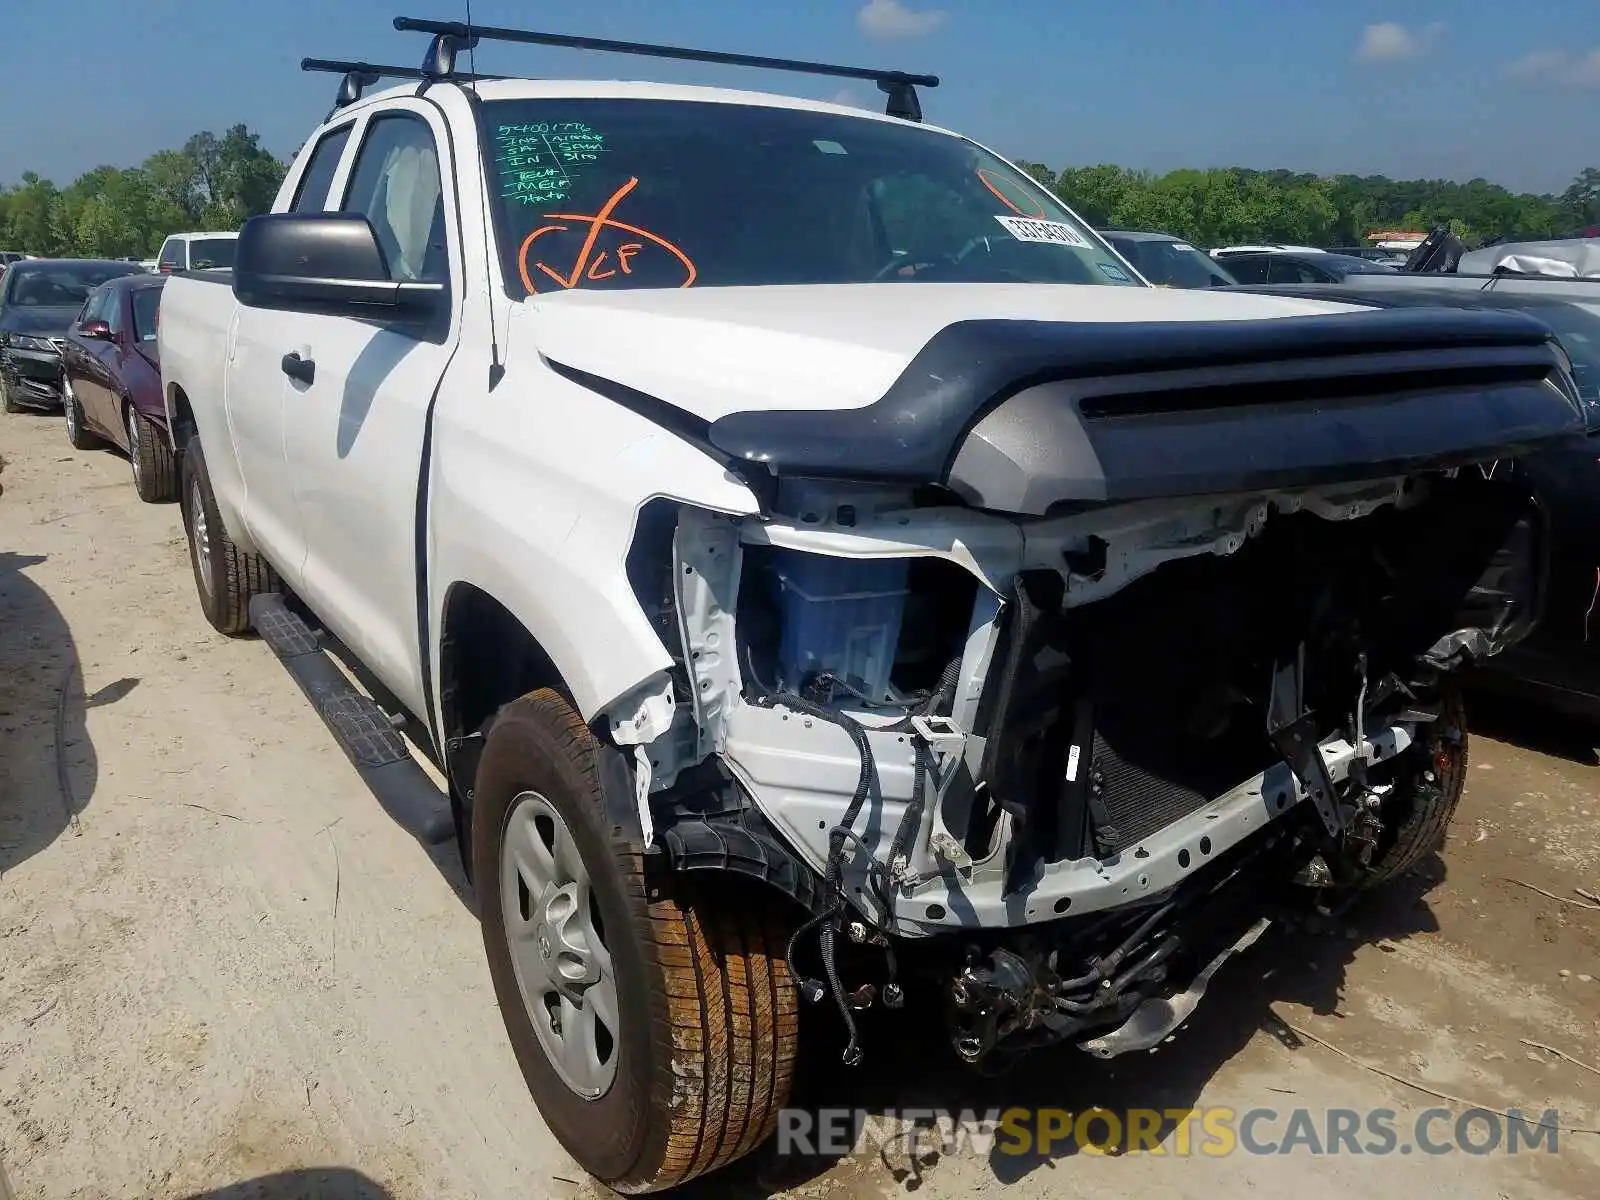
<box><xmin>126</xmin><ymin>404</ymin><xmax>177</xmax><ymax>502</ymax></box>
<box><xmin>474</xmin><ymin>689</ymin><xmax>799</xmax><ymax>1193</ymax></box>
<box><xmin>1359</xmin><ymin>688</ymin><xmax>1469</xmax><ymax>889</ymax></box>
<box><xmin>179</xmin><ymin>436</ymin><xmax>279</xmax><ymax>635</ymax></box>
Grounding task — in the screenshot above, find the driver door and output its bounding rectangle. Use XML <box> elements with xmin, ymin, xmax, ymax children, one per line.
<box><xmin>277</xmin><ymin>102</ymin><xmax>461</xmax><ymax>714</ymax></box>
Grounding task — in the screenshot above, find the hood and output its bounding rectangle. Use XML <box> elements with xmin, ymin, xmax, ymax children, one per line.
<box><xmin>517</xmin><ymin>283</ymin><xmax>1362</xmax><ymax>422</ymax></box>
<box><xmin>1</xmin><ymin>306</ymin><xmax>79</xmax><ymax>337</ymax></box>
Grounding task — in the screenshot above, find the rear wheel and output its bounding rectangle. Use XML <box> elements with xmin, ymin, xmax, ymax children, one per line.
<box><xmin>474</xmin><ymin>689</ymin><xmax>799</xmax><ymax>1193</ymax></box>
<box><xmin>126</xmin><ymin>404</ymin><xmax>177</xmax><ymax>502</ymax></box>
<box><xmin>180</xmin><ymin>436</ymin><xmax>279</xmax><ymax>635</ymax></box>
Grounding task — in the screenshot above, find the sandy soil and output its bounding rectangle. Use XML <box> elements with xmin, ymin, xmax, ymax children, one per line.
<box><xmin>1</xmin><ymin>409</ymin><xmax>1597</xmax><ymax>1199</ymax></box>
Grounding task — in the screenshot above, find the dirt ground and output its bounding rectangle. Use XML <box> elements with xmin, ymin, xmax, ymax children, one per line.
<box><xmin>2</xmin><ymin>409</ymin><xmax>1598</xmax><ymax>1200</ymax></box>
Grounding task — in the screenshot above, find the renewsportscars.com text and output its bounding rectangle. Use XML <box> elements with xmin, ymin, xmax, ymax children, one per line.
<box><xmin>776</xmin><ymin>1106</ymin><xmax>1562</xmax><ymax>1159</ymax></box>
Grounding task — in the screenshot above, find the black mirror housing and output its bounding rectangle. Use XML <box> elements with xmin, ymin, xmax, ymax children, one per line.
<box><xmin>233</xmin><ymin>212</ymin><xmax>445</xmax><ymax>323</ymax></box>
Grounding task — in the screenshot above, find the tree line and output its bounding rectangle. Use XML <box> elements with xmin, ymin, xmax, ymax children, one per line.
<box><xmin>1023</xmin><ymin>162</ymin><xmax>1600</xmax><ymax>249</ymax></box>
<box><xmin>0</xmin><ymin>125</ymin><xmax>285</xmax><ymax>259</ymax></box>
<box><xmin>2</xmin><ymin>121</ymin><xmax>1596</xmax><ymax>259</ymax></box>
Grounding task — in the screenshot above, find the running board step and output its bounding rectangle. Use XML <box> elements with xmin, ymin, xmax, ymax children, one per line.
<box><xmin>249</xmin><ymin>593</ymin><xmax>454</xmax><ymax>845</ymax></box>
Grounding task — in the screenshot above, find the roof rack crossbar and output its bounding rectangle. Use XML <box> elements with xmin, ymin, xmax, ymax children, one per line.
<box><xmin>302</xmin><ymin>56</ymin><xmax>501</xmax><ymax>109</ymax></box>
<box><xmin>391</xmin><ymin>15</ymin><xmax>938</xmax><ymax>120</ymax></box>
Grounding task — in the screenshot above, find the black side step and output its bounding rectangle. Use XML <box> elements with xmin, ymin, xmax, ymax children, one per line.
<box><xmin>249</xmin><ymin>593</ymin><xmax>455</xmax><ymax>845</ymax></box>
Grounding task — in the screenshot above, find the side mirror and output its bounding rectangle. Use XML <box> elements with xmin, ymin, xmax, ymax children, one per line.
<box><xmin>80</xmin><ymin>320</ymin><xmax>113</xmax><ymax>340</ymax></box>
<box><xmin>233</xmin><ymin>212</ymin><xmax>445</xmax><ymax>323</ymax></box>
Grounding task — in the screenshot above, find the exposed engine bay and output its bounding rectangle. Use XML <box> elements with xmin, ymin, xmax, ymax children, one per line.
<box><xmin>616</xmin><ymin>468</ymin><xmax>1543</xmax><ymax>1066</ymax></box>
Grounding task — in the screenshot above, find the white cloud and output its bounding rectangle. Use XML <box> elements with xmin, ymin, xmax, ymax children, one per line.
<box><xmin>1506</xmin><ymin>47</ymin><xmax>1600</xmax><ymax>87</ymax></box>
<box><xmin>1355</xmin><ymin>21</ymin><xmax>1444</xmax><ymax>63</ymax></box>
<box><xmin>857</xmin><ymin>0</ymin><xmax>946</xmax><ymax>39</ymax></box>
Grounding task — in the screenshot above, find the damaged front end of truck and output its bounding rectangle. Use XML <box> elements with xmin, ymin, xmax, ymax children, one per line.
<box><xmin>608</xmin><ymin>307</ymin><xmax>1586</xmax><ymax>1069</ymax></box>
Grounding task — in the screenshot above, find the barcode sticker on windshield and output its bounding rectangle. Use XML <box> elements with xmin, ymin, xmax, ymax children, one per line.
<box><xmin>995</xmin><ymin>215</ymin><xmax>1091</xmax><ymax>248</ymax></box>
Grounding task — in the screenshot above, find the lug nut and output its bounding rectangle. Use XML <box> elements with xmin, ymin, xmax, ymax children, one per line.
<box><xmin>846</xmin><ymin>921</ymin><xmax>869</xmax><ymax>944</ymax></box>
<box><xmin>882</xmin><ymin>982</ymin><xmax>905</xmax><ymax>1009</ymax></box>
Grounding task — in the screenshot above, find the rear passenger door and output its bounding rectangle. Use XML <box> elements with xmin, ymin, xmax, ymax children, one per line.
<box><xmin>277</xmin><ymin>103</ymin><xmax>460</xmax><ymax>715</ymax></box>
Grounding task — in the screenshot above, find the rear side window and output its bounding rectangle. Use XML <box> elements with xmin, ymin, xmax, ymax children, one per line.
<box><xmin>158</xmin><ymin>239</ymin><xmax>184</xmax><ymax>272</ymax></box>
<box><xmin>291</xmin><ymin>124</ymin><xmax>354</xmax><ymax>213</ymax></box>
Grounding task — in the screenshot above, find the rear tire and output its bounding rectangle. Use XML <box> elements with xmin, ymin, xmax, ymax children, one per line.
<box><xmin>474</xmin><ymin>689</ymin><xmax>798</xmax><ymax>1193</ymax></box>
<box><xmin>180</xmin><ymin>436</ymin><xmax>279</xmax><ymax>635</ymax></box>
<box><xmin>126</xmin><ymin>404</ymin><xmax>177</xmax><ymax>502</ymax></box>
<box><xmin>63</xmin><ymin>383</ymin><xmax>101</xmax><ymax>449</ymax></box>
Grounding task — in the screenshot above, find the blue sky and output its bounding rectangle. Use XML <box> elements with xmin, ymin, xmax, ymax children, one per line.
<box><xmin>2</xmin><ymin>1</ymin><xmax>1595</xmax><ymax>193</ymax></box>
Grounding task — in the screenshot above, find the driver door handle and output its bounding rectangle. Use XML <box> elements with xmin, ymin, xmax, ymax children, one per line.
<box><xmin>281</xmin><ymin>352</ymin><xmax>315</xmax><ymax>385</ymax></box>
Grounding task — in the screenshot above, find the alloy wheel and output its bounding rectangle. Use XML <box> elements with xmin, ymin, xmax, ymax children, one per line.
<box><xmin>499</xmin><ymin>790</ymin><xmax>620</xmax><ymax>1099</ymax></box>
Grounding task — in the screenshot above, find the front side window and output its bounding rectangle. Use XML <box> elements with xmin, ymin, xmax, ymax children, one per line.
<box><xmin>341</xmin><ymin>114</ymin><xmax>448</xmax><ymax>284</ymax></box>
<box><xmin>479</xmin><ymin>99</ymin><xmax>1134</xmax><ymax>296</ymax></box>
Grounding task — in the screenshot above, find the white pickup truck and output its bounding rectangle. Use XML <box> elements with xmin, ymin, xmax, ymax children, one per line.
<box><xmin>158</xmin><ymin>23</ymin><xmax>1588</xmax><ymax>1193</ymax></box>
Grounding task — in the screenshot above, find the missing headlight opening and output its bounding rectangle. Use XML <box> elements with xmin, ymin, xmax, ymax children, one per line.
<box><xmin>623</xmin><ymin>469</ymin><xmax>1543</xmax><ymax>1068</ymax></box>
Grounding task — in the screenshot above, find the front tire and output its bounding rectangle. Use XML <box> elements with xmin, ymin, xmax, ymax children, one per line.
<box><xmin>1360</xmin><ymin>688</ymin><xmax>1469</xmax><ymax>888</ymax></box>
<box><xmin>126</xmin><ymin>404</ymin><xmax>177</xmax><ymax>502</ymax></box>
<box><xmin>474</xmin><ymin>689</ymin><xmax>798</xmax><ymax>1193</ymax></box>
<box><xmin>179</xmin><ymin>436</ymin><xmax>279</xmax><ymax>635</ymax></box>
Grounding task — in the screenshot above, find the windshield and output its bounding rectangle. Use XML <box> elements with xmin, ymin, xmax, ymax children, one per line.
<box><xmin>187</xmin><ymin>238</ymin><xmax>236</xmax><ymax>270</ymax></box>
<box><xmin>1107</xmin><ymin>236</ymin><xmax>1237</xmax><ymax>288</ymax></box>
<box><xmin>132</xmin><ymin>286</ymin><xmax>163</xmax><ymax>342</ymax></box>
<box><xmin>3</xmin><ymin>263</ymin><xmax>138</xmax><ymax>307</ymax></box>
<box><xmin>479</xmin><ymin>99</ymin><xmax>1134</xmax><ymax>295</ymax></box>
<box><xmin>1326</xmin><ymin>256</ymin><xmax>1395</xmax><ymax>278</ymax></box>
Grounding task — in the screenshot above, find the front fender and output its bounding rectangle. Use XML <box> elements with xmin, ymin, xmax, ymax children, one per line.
<box><xmin>427</xmin><ymin>358</ymin><xmax>759</xmax><ymax>723</ymax></box>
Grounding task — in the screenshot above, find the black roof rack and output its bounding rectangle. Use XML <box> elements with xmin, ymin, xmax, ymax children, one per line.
<box><xmin>391</xmin><ymin>15</ymin><xmax>939</xmax><ymax>121</ymax></box>
<box><xmin>302</xmin><ymin>57</ymin><xmax>500</xmax><ymax>110</ymax></box>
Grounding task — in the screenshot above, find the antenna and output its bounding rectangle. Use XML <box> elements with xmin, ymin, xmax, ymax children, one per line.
<box><xmin>393</xmin><ymin>15</ymin><xmax>940</xmax><ymax>120</ymax></box>
<box><xmin>459</xmin><ymin>0</ymin><xmax>504</xmax><ymax>390</ymax></box>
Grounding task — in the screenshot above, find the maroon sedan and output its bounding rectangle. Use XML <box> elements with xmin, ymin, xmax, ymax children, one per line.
<box><xmin>60</xmin><ymin>273</ymin><xmax>178</xmax><ymax>503</ymax></box>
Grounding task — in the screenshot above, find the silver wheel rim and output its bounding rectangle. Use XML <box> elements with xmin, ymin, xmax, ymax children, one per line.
<box><xmin>126</xmin><ymin>409</ymin><xmax>142</xmax><ymax>487</ymax></box>
<box><xmin>189</xmin><ymin>476</ymin><xmax>214</xmax><ymax>596</ymax></box>
<box><xmin>500</xmin><ymin>791</ymin><xmax>620</xmax><ymax>1099</ymax></box>
<box><xmin>63</xmin><ymin>390</ymin><xmax>78</xmax><ymax>440</ymax></box>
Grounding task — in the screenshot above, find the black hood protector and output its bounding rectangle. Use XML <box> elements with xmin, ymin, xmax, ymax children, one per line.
<box><xmin>700</xmin><ymin>307</ymin><xmax>1586</xmax><ymax>513</ymax></box>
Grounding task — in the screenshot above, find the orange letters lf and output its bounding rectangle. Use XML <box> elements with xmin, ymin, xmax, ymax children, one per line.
<box><xmin>517</xmin><ymin>178</ymin><xmax>696</xmax><ymax>293</ymax></box>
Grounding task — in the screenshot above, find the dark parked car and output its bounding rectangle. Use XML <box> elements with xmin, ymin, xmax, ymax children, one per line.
<box><xmin>1220</xmin><ymin>251</ymin><xmax>1398</xmax><ymax>284</ymax></box>
<box><xmin>1099</xmin><ymin>229</ymin><xmax>1239</xmax><ymax>287</ymax></box>
<box><xmin>1229</xmin><ymin>272</ymin><xmax>1600</xmax><ymax>718</ymax></box>
<box><xmin>0</xmin><ymin>259</ymin><xmax>145</xmax><ymax>413</ymax></box>
<box><xmin>59</xmin><ymin>273</ymin><xmax>178</xmax><ymax>502</ymax></box>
